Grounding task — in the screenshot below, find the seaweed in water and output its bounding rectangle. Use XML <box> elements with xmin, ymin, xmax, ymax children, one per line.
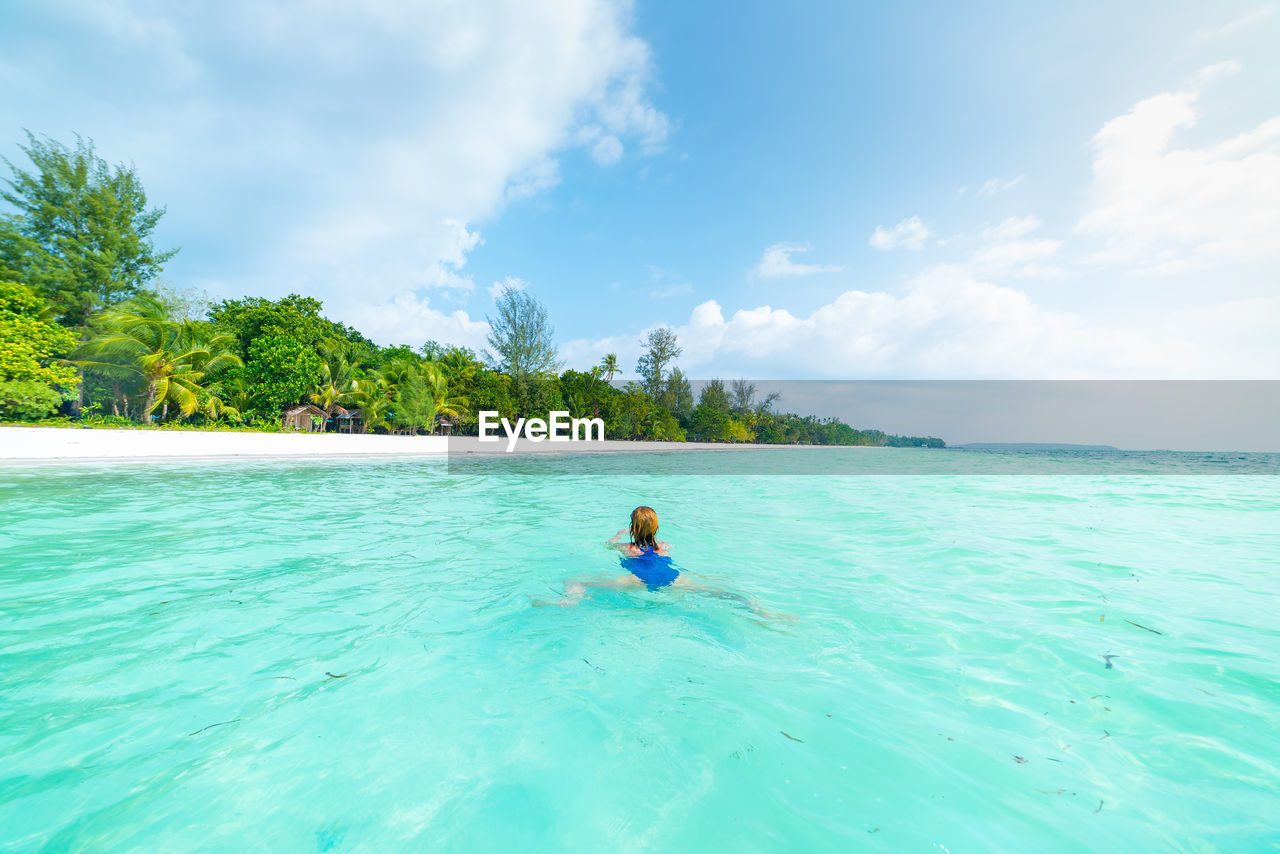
<box><xmin>188</xmin><ymin>718</ymin><xmax>240</xmax><ymax>736</ymax></box>
<box><xmin>325</xmin><ymin>672</ymin><xmax>348</xmax><ymax>679</ymax></box>
<box><xmin>1124</xmin><ymin>619</ymin><xmax>1163</xmax><ymax>635</ymax></box>
<box><xmin>780</xmin><ymin>731</ymin><xmax>805</xmax><ymax>743</ymax></box>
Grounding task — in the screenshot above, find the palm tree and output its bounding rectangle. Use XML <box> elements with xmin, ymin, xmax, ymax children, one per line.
<box><xmin>309</xmin><ymin>340</ymin><xmax>357</xmax><ymax>426</ymax></box>
<box><xmin>438</xmin><ymin>348</ymin><xmax>478</xmax><ymax>383</ymax></box>
<box><xmin>348</xmin><ymin>371</ymin><xmax>393</xmax><ymax>433</ymax></box>
<box><xmin>199</xmin><ymin>380</ymin><xmax>243</xmax><ymax>422</ymax></box>
<box><xmin>422</xmin><ymin>363</ymin><xmax>468</xmax><ymax>431</ymax></box>
<box><xmin>600</xmin><ymin>353</ymin><xmax>620</xmax><ymax>382</ymax></box>
<box><xmin>75</xmin><ymin>296</ymin><xmax>241</xmax><ymax>423</ymax></box>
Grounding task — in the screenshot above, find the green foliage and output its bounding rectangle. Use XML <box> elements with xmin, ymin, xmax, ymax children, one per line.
<box><xmin>0</xmin><ymin>130</ymin><xmax>946</xmax><ymax>444</ymax></box>
<box><xmin>1</xmin><ymin>133</ymin><xmax>177</xmax><ymax>326</ymax></box>
<box><xmin>690</xmin><ymin>403</ymin><xmax>731</xmax><ymax>441</ymax></box>
<box><xmin>389</xmin><ymin>361</ymin><xmax>467</xmax><ymax>434</ymax></box>
<box><xmin>233</xmin><ymin>330</ymin><xmax>324</xmax><ymax>417</ymax></box>
<box><xmin>208</xmin><ymin>294</ymin><xmax>365</xmax><ymax>358</ymax></box>
<box><xmin>308</xmin><ymin>340</ymin><xmax>358</xmax><ymax>415</ymax></box>
<box><xmin>485</xmin><ymin>285</ymin><xmax>560</xmax><ymax>378</ymax></box>
<box><xmin>0</xmin><ymin>282</ymin><xmax>80</xmax><ymax>386</ymax></box>
<box><xmin>660</xmin><ymin>366</ymin><xmax>694</xmax><ymax>419</ymax></box>
<box><xmin>0</xmin><ymin>281</ymin><xmax>79</xmax><ymax>419</ymax></box>
<box><xmin>207</xmin><ymin>295</ymin><xmax>365</xmax><ymax>418</ymax></box>
<box><xmin>599</xmin><ymin>352</ymin><xmax>620</xmax><ymax>382</ymax></box>
<box><xmin>636</xmin><ymin>326</ymin><xmax>681</xmax><ymax>400</ymax></box>
<box><xmin>511</xmin><ymin>373</ymin><xmax>564</xmax><ymax>417</ymax></box>
<box><xmin>454</xmin><ymin>368</ymin><xmax>514</xmax><ymax>431</ymax></box>
<box><xmin>0</xmin><ymin>379</ymin><xmax>65</xmax><ymax>420</ymax></box>
<box><xmin>75</xmin><ymin>295</ymin><xmax>241</xmax><ymax>422</ymax></box>
<box><xmin>697</xmin><ymin>377</ymin><xmax>731</xmax><ymax>414</ymax></box>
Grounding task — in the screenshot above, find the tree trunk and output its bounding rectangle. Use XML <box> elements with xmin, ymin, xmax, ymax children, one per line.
<box><xmin>70</xmin><ymin>366</ymin><xmax>85</xmax><ymax>417</ymax></box>
<box><xmin>141</xmin><ymin>384</ymin><xmax>156</xmax><ymax>424</ymax></box>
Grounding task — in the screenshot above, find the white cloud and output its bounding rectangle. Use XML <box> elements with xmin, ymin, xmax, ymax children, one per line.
<box><xmin>751</xmin><ymin>242</ymin><xmax>843</xmax><ymax>278</ymax></box>
<box><xmin>1194</xmin><ymin>7</ymin><xmax>1276</xmax><ymax>41</ymax></box>
<box><xmin>1075</xmin><ymin>63</ymin><xmax>1280</xmax><ymax>273</ymax></box>
<box><xmin>968</xmin><ymin>238</ymin><xmax>1064</xmax><ymax>278</ymax></box>
<box><xmin>488</xmin><ymin>276</ymin><xmax>528</xmax><ymax>301</ymax></box>
<box><xmin>869</xmin><ymin>217</ymin><xmax>930</xmax><ymax>251</ymax></box>
<box><xmin>975</xmin><ymin>175</ymin><xmax>1023</xmax><ymax>197</ymax></box>
<box><xmin>967</xmin><ymin>216</ymin><xmax>1064</xmax><ymax>277</ymax></box>
<box><xmin>561</xmin><ymin>269</ymin><xmax>1276</xmax><ymax>379</ymax></box>
<box><xmin>591</xmin><ymin>134</ymin><xmax>624</xmax><ymax>165</ymax></box>
<box><xmin>557</xmin><ymin>68</ymin><xmax>1280</xmax><ymax>380</ymax></box>
<box><xmin>982</xmin><ymin>216</ymin><xmax>1042</xmax><ymax>241</ymax></box>
<box><xmin>19</xmin><ymin>1</ymin><xmax>671</xmax><ymax>344</ymax></box>
<box><xmin>342</xmin><ymin>292</ymin><xmax>490</xmax><ymax>351</ymax></box>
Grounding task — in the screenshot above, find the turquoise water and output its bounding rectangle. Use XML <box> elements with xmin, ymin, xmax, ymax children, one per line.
<box><xmin>2</xmin><ymin>450</ymin><xmax>1278</xmax><ymax>851</ymax></box>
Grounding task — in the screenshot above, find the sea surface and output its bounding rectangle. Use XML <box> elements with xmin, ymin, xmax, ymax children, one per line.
<box><xmin>1</xmin><ymin>449</ymin><xmax>1278</xmax><ymax>851</ymax></box>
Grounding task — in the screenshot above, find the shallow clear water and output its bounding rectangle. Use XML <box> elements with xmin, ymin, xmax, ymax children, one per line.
<box><xmin>2</xmin><ymin>451</ymin><xmax>1278</xmax><ymax>851</ymax></box>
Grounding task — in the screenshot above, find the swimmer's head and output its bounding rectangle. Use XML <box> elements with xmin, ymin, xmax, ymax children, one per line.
<box><xmin>630</xmin><ymin>506</ymin><xmax>659</xmax><ymax>549</ymax></box>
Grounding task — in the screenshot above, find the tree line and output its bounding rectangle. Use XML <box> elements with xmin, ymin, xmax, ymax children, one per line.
<box><xmin>0</xmin><ymin>133</ymin><xmax>943</xmax><ymax>447</ymax></box>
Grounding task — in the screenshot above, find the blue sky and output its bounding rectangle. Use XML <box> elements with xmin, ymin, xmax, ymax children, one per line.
<box><xmin>2</xmin><ymin>1</ymin><xmax>1277</xmax><ymax>379</ymax></box>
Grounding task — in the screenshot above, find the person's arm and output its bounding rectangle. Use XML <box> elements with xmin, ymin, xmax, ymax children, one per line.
<box><xmin>607</xmin><ymin>529</ymin><xmax>633</xmax><ymax>554</ymax></box>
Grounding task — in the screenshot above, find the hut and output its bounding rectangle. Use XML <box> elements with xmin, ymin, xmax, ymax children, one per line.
<box><xmin>282</xmin><ymin>405</ymin><xmax>327</xmax><ymax>432</ymax></box>
<box><xmin>334</xmin><ymin>407</ymin><xmax>363</xmax><ymax>434</ymax></box>
<box><xmin>434</xmin><ymin>417</ymin><xmax>453</xmax><ymax>436</ymax></box>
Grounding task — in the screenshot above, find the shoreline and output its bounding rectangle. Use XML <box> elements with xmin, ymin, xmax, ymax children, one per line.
<box><xmin>0</xmin><ymin>426</ymin><xmax>869</xmax><ymax>463</ymax></box>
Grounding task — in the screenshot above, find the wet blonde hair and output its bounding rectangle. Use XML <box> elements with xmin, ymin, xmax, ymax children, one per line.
<box><xmin>630</xmin><ymin>506</ymin><xmax>659</xmax><ymax>551</ymax></box>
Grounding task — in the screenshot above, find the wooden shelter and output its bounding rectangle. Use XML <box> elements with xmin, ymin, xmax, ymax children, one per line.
<box><xmin>434</xmin><ymin>417</ymin><xmax>453</xmax><ymax>436</ymax></box>
<box><xmin>334</xmin><ymin>407</ymin><xmax>363</xmax><ymax>434</ymax></box>
<box><xmin>282</xmin><ymin>405</ymin><xmax>327</xmax><ymax>432</ymax></box>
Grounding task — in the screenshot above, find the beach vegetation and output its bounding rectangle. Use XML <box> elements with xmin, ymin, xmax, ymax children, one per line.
<box><xmin>0</xmin><ymin>282</ymin><xmax>80</xmax><ymax>419</ymax></box>
<box><xmin>0</xmin><ymin>134</ymin><xmax>177</xmax><ymax>327</ymax></box>
<box><xmin>485</xmin><ymin>284</ymin><xmax>560</xmax><ymax>379</ymax></box>
<box><xmin>74</xmin><ymin>294</ymin><xmax>242</xmax><ymax>423</ymax></box>
<box><xmin>599</xmin><ymin>352</ymin><xmax>620</xmax><ymax>381</ymax></box>
<box><xmin>0</xmin><ymin>133</ymin><xmax>944</xmax><ymax>446</ymax></box>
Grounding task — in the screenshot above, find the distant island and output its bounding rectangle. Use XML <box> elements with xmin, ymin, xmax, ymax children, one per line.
<box><xmin>955</xmin><ymin>443</ymin><xmax>1120</xmax><ymax>451</ymax></box>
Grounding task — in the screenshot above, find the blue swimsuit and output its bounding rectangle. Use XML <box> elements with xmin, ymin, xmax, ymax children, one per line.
<box><xmin>624</xmin><ymin>545</ymin><xmax>680</xmax><ymax>591</ymax></box>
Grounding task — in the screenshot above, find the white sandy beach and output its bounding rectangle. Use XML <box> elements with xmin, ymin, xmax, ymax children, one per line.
<box><xmin>0</xmin><ymin>426</ymin><xmax>821</xmax><ymax>462</ymax></box>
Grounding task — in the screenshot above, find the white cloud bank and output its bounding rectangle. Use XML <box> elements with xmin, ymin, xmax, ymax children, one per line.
<box><xmin>29</xmin><ymin>0</ymin><xmax>671</xmax><ymax>348</ymax></box>
<box><xmin>566</xmin><ymin>66</ymin><xmax>1280</xmax><ymax>378</ymax></box>
<box><xmin>1076</xmin><ymin>62</ymin><xmax>1280</xmax><ymax>274</ymax></box>
<box><xmin>564</xmin><ymin>267</ymin><xmax>1278</xmax><ymax>379</ymax></box>
<box><xmin>869</xmin><ymin>217</ymin><xmax>930</xmax><ymax>251</ymax></box>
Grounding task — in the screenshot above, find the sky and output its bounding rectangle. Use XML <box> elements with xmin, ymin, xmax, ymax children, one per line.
<box><xmin>2</xmin><ymin>1</ymin><xmax>1278</xmax><ymax>381</ymax></box>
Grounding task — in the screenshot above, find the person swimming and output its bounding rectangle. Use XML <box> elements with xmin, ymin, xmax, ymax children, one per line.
<box><xmin>608</xmin><ymin>506</ymin><xmax>680</xmax><ymax>590</ymax></box>
<box><xmin>537</xmin><ymin>506</ymin><xmax>787</xmax><ymax>620</ymax></box>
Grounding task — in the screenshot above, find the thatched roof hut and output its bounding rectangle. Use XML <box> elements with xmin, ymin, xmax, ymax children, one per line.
<box><xmin>334</xmin><ymin>407</ymin><xmax>363</xmax><ymax>433</ymax></box>
<box><xmin>282</xmin><ymin>405</ymin><xmax>327</xmax><ymax>432</ymax></box>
